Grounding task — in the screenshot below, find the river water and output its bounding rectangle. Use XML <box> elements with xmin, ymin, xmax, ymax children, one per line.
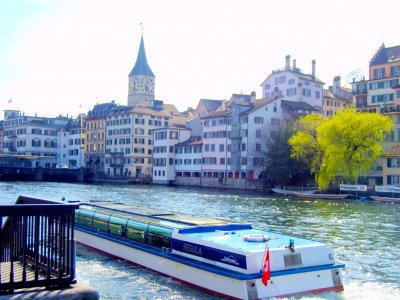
<box><xmin>1</xmin><ymin>181</ymin><xmax>400</xmax><ymax>299</ymax></box>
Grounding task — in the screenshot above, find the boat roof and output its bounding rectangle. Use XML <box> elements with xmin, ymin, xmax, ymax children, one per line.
<box><xmin>79</xmin><ymin>202</ymin><xmax>243</xmax><ymax>229</ymax></box>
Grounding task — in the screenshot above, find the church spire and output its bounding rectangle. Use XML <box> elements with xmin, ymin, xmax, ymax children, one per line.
<box><xmin>129</xmin><ymin>34</ymin><xmax>154</xmax><ymax>77</ymax></box>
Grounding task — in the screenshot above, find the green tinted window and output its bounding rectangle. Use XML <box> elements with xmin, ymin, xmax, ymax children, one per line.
<box><xmin>146</xmin><ymin>225</ymin><xmax>173</xmax><ymax>248</ymax></box>
<box><xmin>108</xmin><ymin>216</ymin><xmax>127</xmax><ymax>236</ymax></box>
<box><xmin>92</xmin><ymin>213</ymin><xmax>109</xmax><ymax>232</ymax></box>
<box><xmin>126</xmin><ymin>220</ymin><xmax>148</xmax><ymax>242</ymax></box>
<box><xmin>76</xmin><ymin>209</ymin><xmax>94</xmax><ymax>228</ymax></box>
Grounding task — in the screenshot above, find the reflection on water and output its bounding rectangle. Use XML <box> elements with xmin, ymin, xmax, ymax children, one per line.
<box><xmin>1</xmin><ymin>181</ymin><xmax>400</xmax><ymax>299</ymax></box>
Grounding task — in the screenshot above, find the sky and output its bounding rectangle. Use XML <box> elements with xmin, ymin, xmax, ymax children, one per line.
<box><xmin>1</xmin><ymin>0</ymin><xmax>399</xmax><ymax>119</ymax></box>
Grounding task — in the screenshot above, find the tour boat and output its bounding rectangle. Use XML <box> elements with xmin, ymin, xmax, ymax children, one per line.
<box><xmin>294</xmin><ymin>192</ymin><xmax>351</xmax><ymax>200</ymax></box>
<box><xmin>72</xmin><ymin>201</ymin><xmax>344</xmax><ymax>299</ymax></box>
<box><xmin>370</xmin><ymin>195</ymin><xmax>400</xmax><ymax>204</ymax></box>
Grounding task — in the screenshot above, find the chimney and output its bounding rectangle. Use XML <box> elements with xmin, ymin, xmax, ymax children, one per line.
<box><xmin>250</xmin><ymin>91</ymin><xmax>256</xmax><ymax>103</ymax></box>
<box><xmin>297</xmin><ymin>83</ymin><xmax>303</xmax><ymax>101</ymax></box>
<box><xmin>333</xmin><ymin>76</ymin><xmax>341</xmax><ymax>91</ymax></box>
<box><xmin>293</xmin><ymin>59</ymin><xmax>297</xmax><ymax>69</ymax></box>
<box><xmin>311</xmin><ymin>60</ymin><xmax>316</xmax><ymax>80</ymax></box>
<box><xmin>285</xmin><ymin>55</ymin><xmax>291</xmax><ymax>70</ymax></box>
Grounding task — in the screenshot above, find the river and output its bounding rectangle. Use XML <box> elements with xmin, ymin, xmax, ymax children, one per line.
<box><xmin>1</xmin><ymin>181</ymin><xmax>399</xmax><ymax>299</ymax></box>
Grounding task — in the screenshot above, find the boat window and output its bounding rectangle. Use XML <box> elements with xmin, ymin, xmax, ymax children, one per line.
<box><xmin>76</xmin><ymin>209</ymin><xmax>94</xmax><ymax>228</ymax></box>
<box><xmin>108</xmin><ymin>216</ymin><xmax>128</xmax><ymax>236</ymax></box>
<box><xmin>146</xmin><ymin>225</ymin><xmax>173</xmax><ymax>248</ymax></box>
<box><xmin>126</xmin><ymin>220</ymin><xmax>148</xmax><ymax>242</ymax></box>
<box><xmin>92</xmin><ymin>213</ymin><xmax>110</xmax><ymax>233</ymax></box>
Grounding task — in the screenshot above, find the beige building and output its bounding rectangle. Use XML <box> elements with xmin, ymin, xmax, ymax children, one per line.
<box><xmin>84</xmin><ymin>102</ymin><xmax>117</xmax><ymax>172</ymax></box>
<box><xmin>323</xmin><ymin>76</ymin><xmax>352</xmax><ymax>117</ymax></box>
<box><xmin>105</xmin><ymin>105</ymin><xmax>172</xmax><ymax>178</ymax></box>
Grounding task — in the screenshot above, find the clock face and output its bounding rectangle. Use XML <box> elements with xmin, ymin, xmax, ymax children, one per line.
<box><xmin>129</xmin><ymin>76</ymin><xmax>153</xmax><ymax>94</ymax></box>
<box><xmin>144</xmin><ymin>77</ymin><xmax>154</xmax><ymax>94</ymax></box>
<box><xmin>128</xmin><ymin>78</ymin><xmax>135</xmax><ymax>94</ymax></box>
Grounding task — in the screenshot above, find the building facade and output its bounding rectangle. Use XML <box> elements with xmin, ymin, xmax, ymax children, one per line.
<box><xmin>260</xmin><ymin>55</ymin><xmax>324</xmax><ymax>114</ymax></box>
<box><xmin>104</xmin><ymin>105</ymin><xmax>172</xmax><ymax>178</ymax></box>
<box><xmin>323</xmin><ymin>76</ymin><xmax>352</xmax><ymax>117</ymax></box>
<box><xmin>2</xmin><ymin>110</ymin><xmax>69</xmax><ymax>167</ymax></box>
<box><xmin>84</xmin><ymin>102</ymin><xmax>117</xmax><ymax>172</ymax></box>
<box><xmin>152</xmin><ymin>127</ymin><xmax>191</xmax><ymax>184</ymax></box>
<box><xmin>353</xmin><ymin>44</ymin><xmax>400</xmax><ymax>110</ymax></box>
<box><xmin>58</xmin><ymin>117</ymin><xmax>85</xmax><ymax>168</ymax></box>
<box><xmin>352</xmin><ymin>44</ymin><xmax>400</xmax><ymax>186</ymax></box>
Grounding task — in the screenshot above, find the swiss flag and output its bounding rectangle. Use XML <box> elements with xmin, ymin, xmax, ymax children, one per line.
<box><xmin>261</xmin><ymin>247</ymin><xmax>271</xmax><ymax>286</ymax></box>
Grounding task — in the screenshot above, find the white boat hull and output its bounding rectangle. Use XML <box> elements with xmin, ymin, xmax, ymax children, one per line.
<box><xmin>295</xmin><ymin>193</ymin><xmax>350</xmax><ymax>200</ymax></box>
<box><xmin>371</xmin><ymin>195</ymin><xmax>400</xmax><ymax>203</ymax></box>
<box><xmin>75</xmin><ymin>229</ymin><xmax>343</xmax><ymax>299</ymax></box>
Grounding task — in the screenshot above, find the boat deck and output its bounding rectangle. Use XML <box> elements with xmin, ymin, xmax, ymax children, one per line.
<box><xmin>181</xmin><ymin>229</ymin><xmax>322</xmax><ymax>252</ymax></box>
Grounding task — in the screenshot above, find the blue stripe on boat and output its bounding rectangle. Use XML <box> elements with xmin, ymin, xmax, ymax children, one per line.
<box><xmin>171</xmin><ymin>238</ymin><xmax>247</xmax><ymax>269</ymax></box>
<box><xmin>178</xmin><ymin>224</ymin><xmax>253</xmax><ymax>234</ymax></box>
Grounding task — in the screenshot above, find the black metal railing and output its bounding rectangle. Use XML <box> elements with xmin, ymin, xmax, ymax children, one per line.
<box><xmin>0</xmin><ymin>196</ymin><xmax>79</xmax><ymax>294</ymax></box>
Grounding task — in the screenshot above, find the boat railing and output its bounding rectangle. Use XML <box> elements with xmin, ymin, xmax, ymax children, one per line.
<box><xmin>0</xmin><ymin>196</ymin><xmax>79</xmax><ymax>295</ymax></box>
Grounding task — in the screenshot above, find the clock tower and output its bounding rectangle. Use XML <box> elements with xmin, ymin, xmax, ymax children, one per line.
<box><xmin>128</xmin><ymin>34</ymin><xmax>155</xmax><ymax>106</ymax></box>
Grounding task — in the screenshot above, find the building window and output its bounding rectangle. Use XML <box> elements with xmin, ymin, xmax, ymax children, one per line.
<box><xmin>390</xmin><ymin>66</ymin><xmax>400</xmax><ymax>77</ymax></box>
<box><xmin>256</xmin><ymin>129</ymin><xmax>262</xmax><ymax>138</ymax></box>
<box><xmin>254</xmin><ymin>117</ymin><xmax>264</xmax><ymax>124</ymax></box>
<box><xmin>220</xmin><ymin>158</ymin><xmax>225</xmax><ymax>165</ymax></box>
<box><xmin>219</xmin><ymin>144</ymin><xmax>224</xmax><ymax>152</ymax></box>
<box><xmin>255</xmin><ymin>143</ymin><xmax>261</xmax><ymax>152</ymax></box>
<box><xmin>194</xmin><ymin>159</ymin><xmax>201</xmax><ymax>165</ymax></box>
<box><xmin>271</xmin><ymin>118</ymin><xmax>280</xmax><ymax>126</ymax></box>
<box><xmin>286</xmin><ymin>87</ymin><xmax>297</xmax><ymax>96</ymax></box>
<box><xmin>302</xmin><ymin>89</ymin><xmax>311</xmax><ymax>97</ymax></box>
<box><xmin>373</xmin><ymin>68</ymin><xmax>385</xmax><ymax>79</ymax></box>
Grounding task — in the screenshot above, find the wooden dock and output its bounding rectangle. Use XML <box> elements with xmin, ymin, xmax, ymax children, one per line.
<box><xmin>0</xmin><ymin>261</ymin><xmax>99</xmax><ymax>299</ymax></box>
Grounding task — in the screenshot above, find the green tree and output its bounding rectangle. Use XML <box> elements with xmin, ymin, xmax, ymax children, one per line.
<box><xmin>288</xmin><ymin>114</ymin><xmax>325</xmax><ymax>174</ymax></box>
<box><xmin>263</xmin><ymin>122</ymin><xmax>312</xmax><ymax>186</ymax></box>
<box><xmin>289</xmin><ymin>109</ymin><xmax>393</xmax><ymax>189</ymax></box>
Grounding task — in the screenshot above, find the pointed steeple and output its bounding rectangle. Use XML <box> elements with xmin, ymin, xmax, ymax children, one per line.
<box><xmin>129</xmin><ymin>35</ymin><xmax>154</xmax><ymax>77</ymax></box>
